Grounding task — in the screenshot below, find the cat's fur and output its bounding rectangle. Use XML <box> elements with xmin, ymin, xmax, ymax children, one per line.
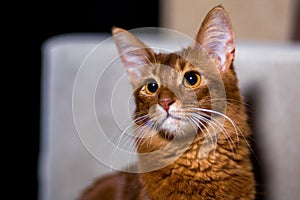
<box><xmin>81</xmin><ymin>6</ymin><xmax>255</xmax><ymax>200</ymax></box>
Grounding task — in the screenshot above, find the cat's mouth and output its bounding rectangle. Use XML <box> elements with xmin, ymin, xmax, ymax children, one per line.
<box><xmin>147</xmin><ymin>106</ymin><xmax>198</xmax><ymax>140</ymax></box>
<box><xmin>160</xmin><ymin>114</ymin><xmax>183</xmax><ymax>136</ymax></box>
<box><xmin>163</xmin><ymin>113</ymin><xmax>189</xmax><ymax>126</ymax></box>
<box><xmin>158</xmin><ymin>113</ymin><xmax>197</xmax><ymax>140</ymax></box>
<box><xmin>167</xmin><ymin>114</ymin><xmax>182</xmax><ymax>121</ymax></box>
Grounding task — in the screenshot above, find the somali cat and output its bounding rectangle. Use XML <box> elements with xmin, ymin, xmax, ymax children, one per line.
<box><xmin>81</xmin><ymin>6</ymin><xmax>255</xmax><ymax>200</ymax></box>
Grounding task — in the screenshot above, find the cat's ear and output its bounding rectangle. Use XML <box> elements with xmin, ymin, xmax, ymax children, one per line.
<box><xmin>194</xmin><ymin>6</ymin><xmax>235</xmax><ymax>72</ymax></box>
<box><xmin>112</xmin><ymin>27</ymin><xmax>155</xmax><ymax>85</ymax></box>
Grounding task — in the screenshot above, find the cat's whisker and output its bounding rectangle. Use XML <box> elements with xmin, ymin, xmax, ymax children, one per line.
<box><xmin>192</xmin><ymin>108</ymin><xmax>240</xmax><ymax>139</ymax></box>
<box><xmin>191</xmin><ymin>114</ymin><xmax>219</xmax><ymax>144</ymax></box>
<box><xmin>191</xmin><ymin>108</ymin><xmax>256</xmax><ymax>156</ymax></box>
<box><xmin>112</xmin><ymin>122</ymin><xmax>133</xmax><ymax>154</ymax></box>
<box><xmin>134</xmin><ymin>112</ymin><xmax>163</xmax><ymax>148</ymax></box>
<box><xmin>134</xmin><ymin>126</ymin><xmax>150</xmax><ymax>150</ymax></box>
<box><xmin>189</xmin><ymin>115</ymin><xmax>212</xmax><ymax>141</ymax></box>
<box><xmin>202</xmin><ymin>110</ymin><xmax>241</xmax><ymax>149</ymax></box>
<box><xmin>148</xmin><ymin>120</ymin><xmax>159</xmax><ymax>147</ymax></box>
<box><xmin>191</xmin><ymin>108</ymin><xmax>239</xmax><ymax>153</ymax></box>
<box><xmin>187</xmin><ymin>117</ymin><xmax>203</xmax><ymax>136</ymax></box>
<box><xmin>145</xmin><ymin>122</ymin><xmax>157</xmax><ymax>149</ymax></box>
<box><xmin>113</xmin><ymin>114</ymin><xmax>151</xmax><ymax>155</ymax></box>
<box><xmin>208</xmin><ymin>98</ymin><xmax>255</xmax><ymax>110</ymax></box>
<box><xmin>188</xmin><ymin>116</ymin><xmax>219</xmax><ymax>158</ymax></box>
<box><xmin>196</xmin><ymin>108</ymin><xmax>258</xmax><ymax>160</ymax></box>
<box><xmin>189</xmin><ymin>115</ymin><xmax>206</xmax><ymax>135</ymax></box>
<box><xmin>134</xmin><ymin>121</ymin><xmax>154</xmax><ymax>149</ymax></box>
<box><xmin>192</xmin><ymin>112</ymin><xmax>236</xmax><ymax>152</ymax></box>
<box><xmin>111</xmin><ymin>121</ymin><xmax>139</xmax><ymax>164</ymax></box>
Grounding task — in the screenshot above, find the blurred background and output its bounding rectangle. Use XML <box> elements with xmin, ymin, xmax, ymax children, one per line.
<box><xmin>161</xmin><ymin>0</ymin><xmax>300</xmax><ymax>41</ymax></box>
<box><xmin>22</xmin><ymin>0</ymin><xmax>299</xmax><ymax>199</ymax></box>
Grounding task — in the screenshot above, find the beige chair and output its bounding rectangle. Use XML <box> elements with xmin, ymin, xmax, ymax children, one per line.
<box><xmin>40</xmin><ymin>33</ymin><xmax>300</xmax><ymax>200</ymax></box>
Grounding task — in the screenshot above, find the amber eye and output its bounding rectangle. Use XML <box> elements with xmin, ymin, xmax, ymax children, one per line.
<box><xmin>183</xmin><ymin>71</ymin><xmax>201</xmax><ymax>88</ymax></box>
<box><xmin>145</xmin><ymin>81</ymin><xmax>158</xmax><ymax>94</ymax></box>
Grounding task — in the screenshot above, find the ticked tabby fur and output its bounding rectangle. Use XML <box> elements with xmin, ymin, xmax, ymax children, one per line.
<box><xmin>81</xmin><ymin>6</ymin><xmax>255</xmax><ymax>200</ymax></box>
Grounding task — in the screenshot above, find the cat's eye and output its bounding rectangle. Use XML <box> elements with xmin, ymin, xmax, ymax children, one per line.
<box><xmin>183</xmin><ymin>71</ymin><xmax>201</xmax><ymax>89</ymax></box>
<box><xmin>145</xmin><ymin>81</ymin><xmax>158</xmax><ymax>94</ymax></box>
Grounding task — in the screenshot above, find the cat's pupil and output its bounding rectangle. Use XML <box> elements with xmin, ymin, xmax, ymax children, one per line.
<box><xmin>184</xmin><ymin>72</ymin><xmax>199</xmax><ymax>86</ymax></box>
<box><xmin>146</xmin><ymin>82</ymin><xmax>158</xmax><ymax>93</ymax></box>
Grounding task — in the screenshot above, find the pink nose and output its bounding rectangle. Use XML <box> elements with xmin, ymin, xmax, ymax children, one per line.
<box><xmin>159</xmin><ymin>98</ymin><xmax>175</xmax><ymax>112</ymax></box>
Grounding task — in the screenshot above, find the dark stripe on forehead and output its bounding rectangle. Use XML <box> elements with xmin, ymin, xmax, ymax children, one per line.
<box><xmin>155</xmin><ymin>52</ymin><xmax>189</xmax><ymax>71</ymax></box>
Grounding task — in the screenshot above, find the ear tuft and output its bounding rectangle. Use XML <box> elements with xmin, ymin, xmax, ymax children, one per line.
<box><xmin>112</xmin><ymin>27</ymin><xmax>155</xmax><ymax>85</ymax></box>
<box><xmin>194</xmin><ymin>6</ymin><xmax>235</xmax><ymax>72</ymax></box>
<box><xmin>112</xmin><ymin>27</ymin><xmax>155</xmax><ymax>70</ymax></box>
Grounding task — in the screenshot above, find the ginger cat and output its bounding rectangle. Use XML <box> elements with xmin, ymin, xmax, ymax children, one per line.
<box><xmin>81</xmin><ymin>6</ymin><xmax>255</xmax><ymax>200</ymax></box>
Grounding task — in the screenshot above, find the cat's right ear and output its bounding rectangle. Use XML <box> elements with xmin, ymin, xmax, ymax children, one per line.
<box><xmin>112</xmin><ymin>27</ymin><xmax>155</xmax><ymax>86</ymax></box>
<box><xmin>193</xmin><ymin>6</ymin><xmax>235</xmax><ymax>73</ymax></box>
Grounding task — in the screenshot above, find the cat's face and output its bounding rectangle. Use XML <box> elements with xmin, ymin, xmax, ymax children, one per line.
<box><xmin>113</xmin><ymin>6</ymin><xmax>237</xmax><ymax>141</ymax></box>
<box><xmin>130</xmin><ymin>52</ymin><xmax>214</xmax><ymax>140</ymax></box>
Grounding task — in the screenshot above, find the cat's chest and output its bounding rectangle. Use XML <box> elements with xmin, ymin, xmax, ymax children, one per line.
<box><xmin>139</xmin><ymin>148</ymin><xmax>238</xmax><ymax>199</ymax></box>
<box><xmin>140</xmin><ymin>168</ymin><xmax>231</xmax><ymax>200</ymax></box>
<box><xmin>140</xmin><ymin>171</ymin><xmax>211</xmax><ymax>200</ymax></box>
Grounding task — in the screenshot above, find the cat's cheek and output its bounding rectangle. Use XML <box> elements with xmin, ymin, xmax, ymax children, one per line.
<box><xmin>148</xmin><ymin>104</ymin><xmax>167</xmax><ymax>122</ymax></box>
<box><xmin>138</xmin><ymin>93</ymin><xmax>158</xmax><ymax>110</ymax></box>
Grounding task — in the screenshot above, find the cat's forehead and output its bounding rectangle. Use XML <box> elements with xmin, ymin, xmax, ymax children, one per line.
<box><xmin>156</xmin><ymin>52</ymin><xmax>190</xmax><ymax>71</ymax></box>
<box><xmin>140</xmin><ymin>48</ymin><xmax>212</xmax><ymax>86</ymax></box>
<box><xmin>151</xmin><ymin>48</ymin><xmax>217</xmax><ymax>80</ymax></box>
<box><xmin>141</xmin><ymin>52</ymin><xmax>196</xmax><ymax>88</ymax></box>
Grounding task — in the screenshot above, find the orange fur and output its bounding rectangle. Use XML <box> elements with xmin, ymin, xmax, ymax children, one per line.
<box><xmin>81</xmin><ymin>6</ymin><xmax>255</xmax><ymax>200</ymax></box>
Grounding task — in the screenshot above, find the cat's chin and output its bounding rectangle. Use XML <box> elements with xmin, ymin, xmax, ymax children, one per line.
<box><xmin>159</xmin><ymin>128</ymin><xmax>198</xmax><ymax>141</ymax></box>
<box><xmin>159</xmin><ymin>116</ymin><xmax>198</xmax><ymax>140</ymax></box>
<box><xmin>159</xmin><ymin>129</ymin><xmax>175</xmax><ymax>140</ymax></box>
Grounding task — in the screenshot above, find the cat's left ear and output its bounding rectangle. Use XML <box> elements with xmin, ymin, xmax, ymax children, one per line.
<box><xmin>112</xmin><ymin>27</ymin><xmax>155</xmax><ymax>86</ymax></box>
<box><xmin>194</xmin><ymin>6</ymin><xmax>235</xmax><ymax>72</ymax></box>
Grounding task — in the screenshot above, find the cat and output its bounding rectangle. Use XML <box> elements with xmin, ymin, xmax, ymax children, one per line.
<box><xmin>80</xmin><ymin>5</ymin><xmax>255</xmax><ymax>200</ymax></box>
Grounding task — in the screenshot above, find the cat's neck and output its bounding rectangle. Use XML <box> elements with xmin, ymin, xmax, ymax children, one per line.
<box><xmin>139</xmin><ymin>129</ymin><xmax>250</xmax><ymax>174</ymax></box>
<box><xmin>136</xmin><ymin>121</ymin><xmax>253</xmax><ymax>199</ymax></box>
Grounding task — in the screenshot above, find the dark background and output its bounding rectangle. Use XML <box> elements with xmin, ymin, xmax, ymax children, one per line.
<box><xmin>16</xmin><ymin>0</ymin><xmax>158</xmax><ymax>199</ymax></box>
<box><xmin>12</xmin><ymin>1</ymin><xmax>300</xmax><ymax>199</ymax></box>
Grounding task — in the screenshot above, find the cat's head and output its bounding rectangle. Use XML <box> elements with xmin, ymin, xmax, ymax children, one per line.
<box><xmin>112</xmin><ymin>6</ymin><xmax>239</xmax><ymax>142</ymax></box>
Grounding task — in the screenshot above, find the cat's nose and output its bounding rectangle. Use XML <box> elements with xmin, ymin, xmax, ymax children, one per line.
<box><xmin>159</xmin><ymin>98</ymin><xmax>175</xmax><ymax>112</ymax></box>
